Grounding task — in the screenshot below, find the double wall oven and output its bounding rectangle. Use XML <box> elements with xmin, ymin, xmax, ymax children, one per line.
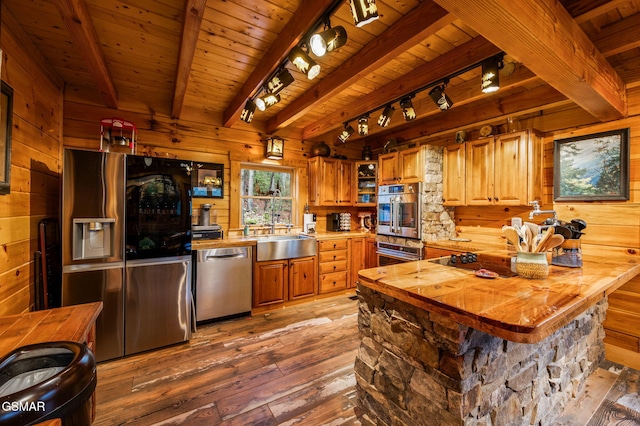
<box><xmin>377</xmin><ymin>182</ymin><xmax>423</xmax><ymax>265</ymax></box>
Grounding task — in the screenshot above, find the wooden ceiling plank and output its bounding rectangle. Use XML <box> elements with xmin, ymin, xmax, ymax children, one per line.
<box><xmin>172</xmin><ymin>0</ymin><xmax>207</xmax><ymax>119</ymax></box>
<box><xmin>432</xmin><ymin>0</ymin><xmax>626</xmax><ymax>121</ymax></box>
<box><xmin>303</xmin><ymin>36</ymin><xmax>501</xmax><ymax>140</ymax></box>
<box><xmin>592</xmin><ymin>12</ymin><xmax>640</xmax><ymax>57</ymax></box>
<box><xmin>265</xmin><ymin>1</ymin><xmax>456</xmax><ymax>134</ymax></box>
<box><xmin>221</xmin><ymin>0</ymin><xmax>338</xmax><ymax>128</ymax></box>
<box><xmin>53</xmin><ymin>0</ymin><xmax>118</xmax><ymax>108</ymax></box>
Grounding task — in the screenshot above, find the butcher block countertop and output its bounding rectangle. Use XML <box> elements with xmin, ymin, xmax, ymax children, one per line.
<box><xmin>0</xmin><ymin>302</ymin><xmax>103</xmax><ymax>357</ymax></box>
<box><xmin>192</xmin><ymin>231</ymin><xmax>375</xmax><ymax>250</ymax></box>
<box><xmin>358</xmin><ymin>252</ymin><xmax>640</xmax><ymax>343</ymax></box>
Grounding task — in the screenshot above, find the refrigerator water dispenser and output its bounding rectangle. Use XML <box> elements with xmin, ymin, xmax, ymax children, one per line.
<box><xmin>72</xmin><ymin>218</ymin><xmax>116</xmax><ymax>260</ymax></box>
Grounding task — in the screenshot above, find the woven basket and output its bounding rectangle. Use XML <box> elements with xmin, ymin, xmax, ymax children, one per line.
<box><xmin>516</xmin><ymin>252</ymin><xmax>549</xmax><ymax>279</ymax></box>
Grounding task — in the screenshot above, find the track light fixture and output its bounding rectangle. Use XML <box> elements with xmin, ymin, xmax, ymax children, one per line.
<box><xmin>358</xmin><ymin>115</ymin><xmax>369</xmax><ymax>136</ymax></box>
<box><xmin>377</xmin><ymin>105</ymin><xmax>394</xmax><ymax>127</ymax></box>
<box><xmin>310</xmin><ymin>24</ymin><xmax>347</xmax><ymax>57</ymax></box>
<box><xmin>400</xmin><ymin>96</ymin><xmax>416</xmax><ymax>121</ymax></box>
<box><xmin>240</xmin><ymin>100</ymin><xmax>257</xmax><ymax>123</ymax></box>
<box><xmin>266</xmin><ymin>68</ymin><xmax>295</xmax><ymax>95</ymax></box>
<box><xmin>288</xmin><ymin>46</ymin><xmax>321</xmax><ymax>80</ymax></box>
<box><xmin>256</xmin><ymin>93</ymin><xmax>281</xmax><ymax>111</ymax></box>
<box><xmin>338</xmin><ymin>123</ymin><xmax>355</xmax><ymax>143</ymax></box>
<box><xmin>349</xmin><ymin>0</ymin><xmax>379</xmax><ymax>28</ymax></box>
<box><xmin>429</xmin><ymin>81</ymin><xmax>453</xmax><ymax>111</ymax></box>
<box><xmin>481</xmin><ymin>54</ymin><xmax>504</xmax><ymax>93</ymax></box>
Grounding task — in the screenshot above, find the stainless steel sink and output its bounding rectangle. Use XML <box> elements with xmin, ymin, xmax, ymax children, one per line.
<box><xmin>255</xmin><ymin>235</ymin><xmax>317</xmax><ymax>261</ymax></box>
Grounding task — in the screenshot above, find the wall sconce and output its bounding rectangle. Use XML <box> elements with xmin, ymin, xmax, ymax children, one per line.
<box><xmin>266</xmin><ymin>69</ymin><xmax>295</xmax><ymax>95</ymax></box>
<box><xmin>349</xmin><ymin>0</ymin><xmax>379</xmax><ymax>28</ymax></box>
<box><xmin>265</xmin><ymin>136</ymin><xmax>285</xmax><ymax>159</ymax></box>
<box><xmin>240</xmin><ymin>100</ymin><xmax>256</xmax><ymax>123</ymax></box>
<box><xmin>338</xmin><ymin>123</ymin><xmax>355</xmax><ymax>143</ymax></box>
<box><xmin>256</xmin><ymin>93</ymin><xmax>281</xmax><ymax>111</ymax></box>
<box><xmin>428</xmin><ymin>83</ymin><xmax>453</xmax><ymax>111</ymax></box>
<box><xmin>310</xmin><ymin>25</ymin><xmax>348</xmax><ymax>57</ymax></box>
<box><xmin>377</xmin><ymin>105</ymin><xmax>395</xmax><ymax>127</ymax></box>
<box><xmin>358</xmin><ymin>115</ymin><xmax>369</xmax><ymax>136</ymax></box>
<box><xmin>400</xmin><ymin>96</ymin><xmax>416</xmax><ymax>121</ymax></box>
<box><xmin>481</xmin><ymin>54</ymin><xmax>503</xmax><ymax>93</ymax></box>
<box><xmin>288</xmin><ymin>46</ymin><xmax>321</xmax><ymax>80</ymax></box>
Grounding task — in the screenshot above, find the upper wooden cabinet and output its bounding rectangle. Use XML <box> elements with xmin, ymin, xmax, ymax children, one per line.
<box><xmin>308</xmin><ymin>157</ymin><xmax>353</xmax><ymax>206</ymax></box>
<box><xmin>378</xmin><ymin>147</ymin><xmax>423</xmax><ymax>185</ymax></box>
<box><xmin>442</xmin><ymin>144</ymin><xmax>466</xmax><ymax>206</ymax></box>
<box><xmin>355</xmin><ymin>161</ymin><xmax>377</xmax><ymax>206</ymax></box>
<box><xmin>447</xmin><ymin>130</ymin><xmax>543</xmax><ymax>206</ymax></box>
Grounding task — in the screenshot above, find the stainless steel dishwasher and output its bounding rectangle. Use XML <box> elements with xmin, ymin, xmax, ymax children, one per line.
<box><xmin>195</xmin><ymin>247</ymin><xmax>252</xmax><ymax>323</ymax></box>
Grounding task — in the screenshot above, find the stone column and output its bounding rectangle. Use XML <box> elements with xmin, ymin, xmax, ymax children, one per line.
<box><xmin>354</xmin><ymin>284</ymin><xmax>607</xmax><ymax>426</ymax></box>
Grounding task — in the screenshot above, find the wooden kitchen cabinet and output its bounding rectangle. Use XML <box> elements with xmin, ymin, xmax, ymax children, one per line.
<box><xmin>378</xmin><ymin>146</ymin><xmax>423</xmax><ymax>185</ymax></box>
<box><xmin>308</xmin><ymin>157</ymin><xmax>353</xmax><ymax>206</ymax></box>
<box><xmin>464</xmin><ymin>130</ymin><xmax>543</xmax><ymax>206</ymax></box>
<box><xmin>350</xmin><ymin>237</ymin><xmax>365</xmax><ymax>288</ymax></box>
<box><xmin>317</xmin><ymin>238</ymin><xmax>350</xmax><ymax>294</ymax></box>
<box><xmin>289</xmin><ymin>256</ymin><xmax>317</xmax><ymax>300</ymax></box>
<box><xmin>365</xmin><ymin>237</ymin><xmax>378</xmax><ymax>268</ymax></box>
<box><xmin>355</xmin><ymin>161</ymin><xmax>377</xmax><ymax>206</ymax></box>
<box><xmin>442</xmin><ymin>143</ymin><xmax>466</xmax><ymax>206</ymax></box>
<box><xmin>253</xmin><ymin>256</ymin><xmax>317</xmax><ymax>307</ymax></box>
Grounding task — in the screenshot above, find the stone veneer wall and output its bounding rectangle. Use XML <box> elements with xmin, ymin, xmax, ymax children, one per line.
<box><xmin>421</xmin><ymin>145</ymin><xmax>456</xmax><ymax>242</ymax></box>
<box><xmin>354</xmin><ymin>284</ymin><xmax>607</xmax><ymax>426</ymax></box>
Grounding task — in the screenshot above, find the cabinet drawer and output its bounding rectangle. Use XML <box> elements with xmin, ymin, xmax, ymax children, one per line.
<box><xmin>318</xmin><ymin>239</ymin><xmax>349</xmax><ymax>251</ymax></box>
<box><xmin>319</xmin><ymin>271</ymin><xmax>349</xmax><ymax>293</ymax></box>
<box><xmin>319</xmin><ymin>260</ymin><xmax>348</xmax><ymax>274</ymax></box>
<box><xmin>319</xmin><ymin>250</ymin><xmax>348</xmax><ymax>263</ymax></box>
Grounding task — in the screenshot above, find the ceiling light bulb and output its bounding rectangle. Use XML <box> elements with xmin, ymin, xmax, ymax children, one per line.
<box><xmin>288</xmin><ymin>46</ymin><xmax>321</xmax><ymax>80</ymax></box>
<box><xmin>482</xmin><ymin>55</ymin><xmax>502</xmax><ymax>93</ymax></box>
<box><xmin>309</xmin><ymin>26</ymin><xmax>348</xmax><ymax>57</ymax></box>
<box><xmin>429</xmin><ymin>85</ymin><xmax>453</xmax><ymax>111</ymax></box>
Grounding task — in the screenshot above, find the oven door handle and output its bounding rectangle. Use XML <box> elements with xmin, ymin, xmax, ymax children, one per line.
<box><xmin>393</xmin><ymin>196</ymin><xmax>400</xmax><ymax>234</ymax></box>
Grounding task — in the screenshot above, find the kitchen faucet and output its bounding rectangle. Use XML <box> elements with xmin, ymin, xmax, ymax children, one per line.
<box><xmin>269</xmin><ymin>189</ymin><xmax>281</xmax><ymax>234</ymax></box>
<box><xmin>528</xmin><ymin>200</ymin><xmax>557</xmax><ymax>222</ymax></box>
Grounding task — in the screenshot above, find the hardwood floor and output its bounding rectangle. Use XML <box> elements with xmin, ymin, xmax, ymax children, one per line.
<box><xmin>94</xmin><ymin>294</ymin><xmax>362</xmax><ymax>425</ymax></box>
<box><xmin>94</xmin><ymin>293</ymin><xmax>640</xmax><ymax>425</ymax></box>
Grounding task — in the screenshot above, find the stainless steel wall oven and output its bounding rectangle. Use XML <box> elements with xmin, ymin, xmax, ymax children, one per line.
<box><xmin>377</xmin><ymin>242</ymin><xmax>423</xmax><ymax>266</ymax></box>
<box><xmin>377</xmin><ymin>183</ymin><xmax>422</xmax><ymax>240</ymax></box>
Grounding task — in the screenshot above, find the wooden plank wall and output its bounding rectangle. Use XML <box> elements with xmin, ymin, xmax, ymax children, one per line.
<box><xmin>0</xmin><ymin>9</ymin><xmax>64</xmax><ymax>315</ymax></box>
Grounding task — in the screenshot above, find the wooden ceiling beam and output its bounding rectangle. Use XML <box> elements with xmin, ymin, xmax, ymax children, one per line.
<box><xmin>591</xmin><ymin>12</ymin><xmax>640</xmax><ymax>57</ymax></box>
<box><xmin>222</xmin><ymin>0</ymin><xmax>338</xmax><ymax>128</ymax></box>
<box><xmin>265</xmin><ymin>1</ymin><xmax>455</xmax><ymax>134</ymax></box>
<box><xmin>171</xmin><ymin>0</ymin><xmax>207</xmax><ymax>119</ymax></box>
<box><xmin>432</xmin><ymin>0</ymin><xmax>626</xmax><ymax>122</ymax></box>
<box><xmin>53</xmin><ymin>0</ymin><xmax>118</xmax><ymax>109</ymax></box>
<box><xmin>304</xmin><ymin>36</ymin><xmax>501</xmax><ymax>140</ymax></box>
<box><xmin>364</xmin><ymin>84</ymin><xmax>569</xmax><ymax>147</ymax></box>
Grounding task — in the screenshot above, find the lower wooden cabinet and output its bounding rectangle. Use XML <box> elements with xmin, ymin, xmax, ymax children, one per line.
<box><xmin>365</xmin><ymin>237</ymin><xmax>377</xmax><ymax>269</ymax></box>
<box><xmin>350</xmin><ymin>238</ymin><xmax>365</xmax><ymax>288</ymax></box>
<box><xmin>253</xmin><ymin>256</ymin><xmax>317</xmax><ymax>307</ymax></box>
<box><xmin>318</xmin><ymin>238</ymin><xmax>350</xmax><ymax>294</ymax></box>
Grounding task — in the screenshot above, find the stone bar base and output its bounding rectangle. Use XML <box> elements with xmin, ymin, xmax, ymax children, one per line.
<box><xmin>354</xmin><ymin>284</ymin><xmax>607</xmax><ymax>426</ymax></box>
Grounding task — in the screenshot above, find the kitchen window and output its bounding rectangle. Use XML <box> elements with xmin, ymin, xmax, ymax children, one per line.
<box><xmin>240</xmin><ymin>165</ymin><xmax>294</xmax><ymax>226</ymax></box>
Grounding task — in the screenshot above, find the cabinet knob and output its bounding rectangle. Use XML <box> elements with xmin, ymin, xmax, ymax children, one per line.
<box><xmin>333</xmin><ymin>265</ymin><xmax>337</xmax><ymax>271</ymax></box>
<box><xmin>487</xmin><ymin>197</ymin><xmax>492</xmax><ymax>202</ymax></box>
<box><xmin>333</xmin><ymin>255</ymin><xmax>337</xmax><ymax>260</ymax></box>
<box><xmin>494</xmin><ymin>197</ymin><xmax>499</xmax><ymax>201</ymax></box>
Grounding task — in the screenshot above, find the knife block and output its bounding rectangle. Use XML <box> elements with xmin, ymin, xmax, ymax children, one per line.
<box><xmin>551</xmin><ymin>239</ymin><xmax>582</xmax><ymax>268</ymax></box>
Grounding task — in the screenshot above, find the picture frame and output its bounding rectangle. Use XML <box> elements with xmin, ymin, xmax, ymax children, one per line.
<box><xmin>553</xmin><ymin>128</ymin><xmax>629</xmax><ymax>202</ymax></box>
<box><xmin>192</xmin><ymin>162</ymin><xmax>224</xmax><ymax>198</ymax></box>
<box><xmin>1</xmin><ymin>80</ymin><xmax>14</xmax><ymax>195</ymax></box>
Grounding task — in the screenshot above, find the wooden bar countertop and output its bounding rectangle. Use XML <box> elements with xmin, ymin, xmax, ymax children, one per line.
<box><xmin>0</xmin><ymin>302</ymin><xmax>103</xmax><ymax>357</ymax></box>
<box><xmin>358</xmin><ymin>252</ymin><xmax>640</xmax><ymax>343</ymax></box>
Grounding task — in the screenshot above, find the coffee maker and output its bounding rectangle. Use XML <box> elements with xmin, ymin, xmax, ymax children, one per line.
<box><xmin>192</xmin><ymin>203</ymin><xmax>223</xmax><ymax>240</ymax></box>
<box><xmin>327</xmin><ymin>212</ymin><xmax>351</xmax><ymax>231</ymax></box>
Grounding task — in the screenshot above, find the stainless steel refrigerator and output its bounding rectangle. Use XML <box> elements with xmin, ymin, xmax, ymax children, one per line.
<box><xmin>62</xmin><ymin>149</ymin><xmax>192</xmax><ymax>362</ymax></box>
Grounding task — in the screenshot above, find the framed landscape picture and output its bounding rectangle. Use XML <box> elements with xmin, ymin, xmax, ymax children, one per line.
<box><xmin>553</xmin><ymin>128</ymin><xmax>629</xmax><ymax>201</ymax></box>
